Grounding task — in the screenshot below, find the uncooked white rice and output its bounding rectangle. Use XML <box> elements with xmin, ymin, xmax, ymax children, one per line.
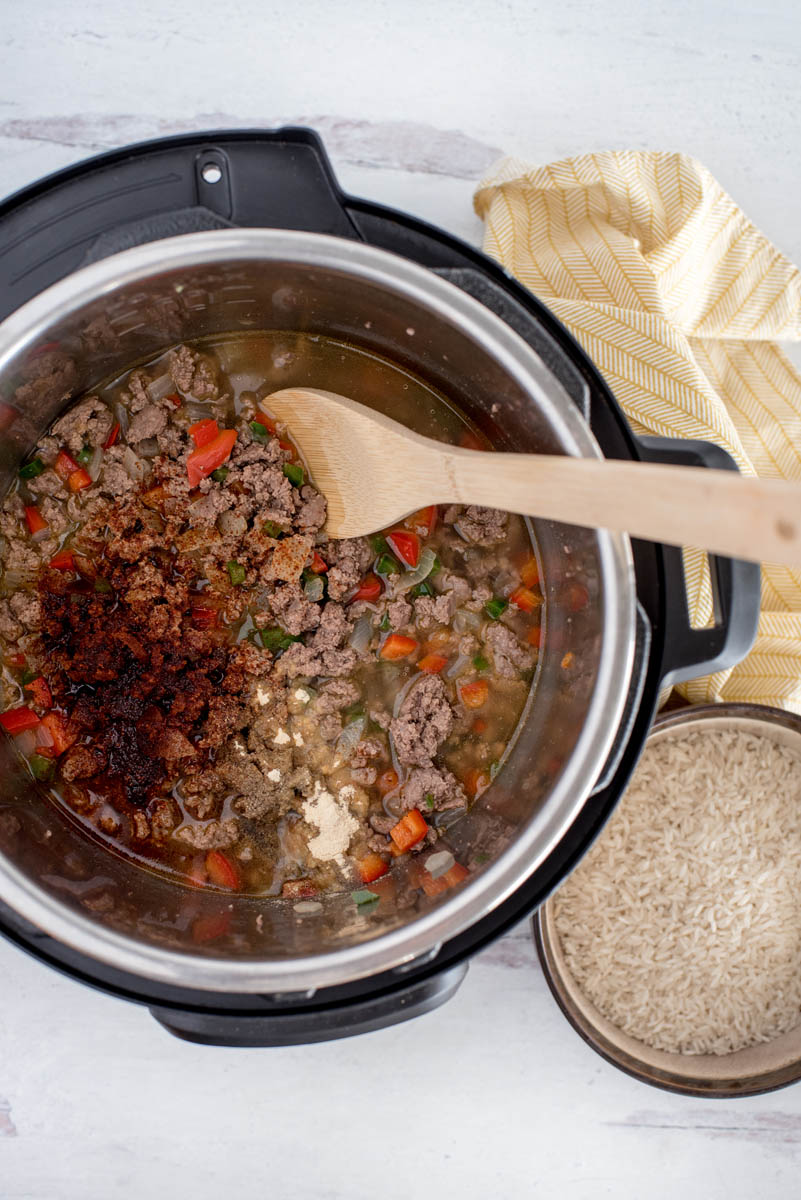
<box><xmin>553</xmin><ymin>727</ymin><xmax>801</xmax><ymax>1055</ymax></box>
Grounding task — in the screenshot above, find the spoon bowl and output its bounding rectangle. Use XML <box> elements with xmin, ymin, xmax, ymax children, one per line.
<box><xmin>263</xmin><ymin>386</ymin><xmax>801</xmax><ymax>567</ymax></box>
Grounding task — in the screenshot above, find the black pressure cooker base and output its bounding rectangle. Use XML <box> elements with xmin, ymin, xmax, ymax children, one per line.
<box><xmin>0</xmin><ymin>128</ymin><xmax>760</xmax><ymax>1045</ymax></box>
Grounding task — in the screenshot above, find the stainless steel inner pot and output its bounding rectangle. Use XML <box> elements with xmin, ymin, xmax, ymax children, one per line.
<box><xmin>0</xmin><ymin>230</ymin><xmax>636</xmax><ymax>993</ymax></box>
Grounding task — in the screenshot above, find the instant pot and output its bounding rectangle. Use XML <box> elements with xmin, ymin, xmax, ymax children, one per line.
<box><xmin>0</xmin><ymin>128</ymin><xmax>759</xmax><ymax>1045</ymax></box>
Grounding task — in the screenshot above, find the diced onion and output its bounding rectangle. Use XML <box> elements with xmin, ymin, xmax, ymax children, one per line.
<box><xmin>303</xmin><ymin>576</ymin><xmax>324</xmax><ymax>603</ymax></box>
<box><xmin>453</xmin><ymin>607</ymin><xmax>482</xmax><ymax>634</ymax></box>
<box><xmin>445</xmin><ymin>653</ymin><xmax>472</xmax><ymax>679</ymax></box>
<box><xmin>217</xmin><ymin>510</ymin><xmax>247</xmax><ymax>538</ymax></box>
<box><xmin>87</xmin><ymin>445</ymin><xmax>104</xmax><ymax>481</ymax></box>
<box><xmin>112</xmin><ymin>400</ymin><xmax>129</xmax><ymax>436</ymax></box>
<box><xmin>36</xmin><ymin>722</ymin><xmax>54</xmax><ymax>749</ymax></box>
<box><xmin>136</xmin><ymin>437</ymin><xmax>160</xmax><ymax>459</ymax></box>
<box><xmin>14</xmin><ymin>730</ymin><xmax>38</xmax><ymax>756</ymax></box>
<box><xmin>146</xmin><ymin>373</ymin><xmax>174</xmax><ymax>403</ymax></box>
<box><xmin>425</xmin><ymin>850</ymin><xmax>455</xmax><ymax>878</ymax></box>
<box><xmin>3</xmin><ymin>568</ymin><xmax>38</xmax><ymax>588</ymax></box>
<box><xmin>335</xmin><ymin>715</ymin><xmax>366</xmax><ymax>761</ymax></box>
<box><xmin>185</xmin><ymin>403</ymin><xmax>214</xmax><ymax>423</ymax></box>
<box><xmin>349</xmin><ymin>614</ymin><xmax>373</xmax><ymax>654</ymax></box>
<box><xmin>395</xmin><ymin>547</ymin><xmax>437</xmax><ymax>594</ymax></box>
<box><xmin>122</xmin><ymin>446</ymin><xmax>147</xmax><ymax>484</ymax></box>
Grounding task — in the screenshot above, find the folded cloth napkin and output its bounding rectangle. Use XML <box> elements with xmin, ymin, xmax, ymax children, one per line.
<box><xmin>474</xmin><ymin>151</ymin><xmax>801</xmax><ymax>712</ymax></box>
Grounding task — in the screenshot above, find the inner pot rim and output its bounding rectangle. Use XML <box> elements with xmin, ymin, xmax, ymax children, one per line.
<box><xmin>0</xmin><ymin>229</ymin><xmax>636</xmax><ymax>993</ymax></box>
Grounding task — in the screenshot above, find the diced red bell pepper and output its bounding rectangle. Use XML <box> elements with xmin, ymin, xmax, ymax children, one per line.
<box><xmin>377</xmin><ymin>768</ymin><xmax>399</xmax><ymax>795</ymax></box>
<box><xmin>186</xmin><ymin>428</ymin><xmax>237</xmax><ymax>488</ymax></box>
<box><xmin>567</xmin><ymin>582</ymin><xmax>589</xmax><ymax>612</ymax></box>
<box><xmin>471</xmin><ymin>716</ymin><xmax>488</xmax><ymax>735</ymax></box>
<box><xmin>281</xmin><ymin>879</ymin><xmax>319</xmax><ymax>899</ymax></box>
<box><xmin>386</xmin><ymin>529</ymin><xmax>421</xmax><ymax>568</ymax></box>
<box><xmin>350</xmin><ymin>572</ymin><xmax>382</xmax><ymax>603</ymax></box>
<box><xmin>520</xmin><ymin>555</ymin><xmax>539</xmax><ymax>589</ymax></box>
<box><xmin>188</xmin><ymin>417</ymin><xmax>219</xmax><ymax>448</ymax></box>
<box><xmin>443</xmin><ymin>863</ymin><xmax>470</xmax><ymax>887</ymax></box>
<box><xmin>48</xmin><ymin>548</ymin><xmax>75</xmax><ymax>571</ymax></box>
<box><xmin>390</xmin><ymin>808</ymin><xmax>428</xmax><ymax>852</ymax></box>
<box><xmin>26</xmin><ymin>676</ymin><xmax>52</xmax><ymax>709</ymax></box>
<box><xmin>38</xmin><ymin>711</ymin><xmax>76</xmax><ymax>756</ymax></box>
<box><xmin>103</xmin><ymin>422</ymin><xmax>121</xmax><ymax>449</ymax></box>
<box><xmin>358</xmin><ymin>853</ymin><xmax>390</xmax><ymax>884</ymax></box>
<box><xmin>380</xmin><ymin>634</ymin><xmax>419</xmax><ymax>661</ymax></box>
<box><xmin>67</xmin><ymin>468</ymin><xmax>92</xmax><ymax>492</ymax></box>
<box><xmin>192</xmin><ymin>912</ymin><xmax>232</xmax><ymax>943</ymax></box>
<box><xmin>205</xmin><ymin>849</ymin><xmax>240</xmax><ymax>891</ymax></box>
<box><xmin>526</xmin><ymin>625</ymin><xmax>542</xmax><ymax>648</ymax></box>
<box><xmin>167</xmin><ymin>392</ymin><xmax>182</xmax><ymax>407</ymax></box>
<box><xmin>0</xmin><ymin>706</ymin><xmax>40</xmax><ymax>735</ymax></box>
<box><xmin>418</xmin><ymin>653</ymin><xmax>448</xmax><ymax>674</ymax></box>
<box><xmin>191</xmin><ymin>605</ymin><xmax>219</xmax><ymax>630</ymax></box>
<box><xmin>309</xmin><ymin>551</ymin><xmax>328</xmax><ymax>574</ymax></box>
<box><xmin>404</xmin><ymin>505</ymin><xmax>437</xmax><ymax>538</ymax></box>
<box><xmin>54</xmin><ymin>449</ymin><xmax>80</xmax><ymax>481</ymax></box>
<box><xmin>24</xmin><ymin>505</ymin><xmax>48</xmax><ymax>537</ymax></box>
<box><xmin>420</xmin><ymin>870</ymin><xmax>449</xmax><ymax>898</ymax></box>
<box><xmin>463</xmin><ymin>767</ymin><xmax>491</xmax><ymax>797</ymax></box>
<box><xmin>509</xmin><ymin>585</ymin><xmax>538</xmax><ymax>613</ymax></box>
<box><xmin>459</xmin><ymin>679</ymin><xmax>489</xmax><ymax>709</ymax></box>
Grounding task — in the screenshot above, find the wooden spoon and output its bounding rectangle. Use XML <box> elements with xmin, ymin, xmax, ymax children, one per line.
<box><xmin>262</xmin><ymin>387</ymin><xmax>801</xmax><ymax>566</ymax></box>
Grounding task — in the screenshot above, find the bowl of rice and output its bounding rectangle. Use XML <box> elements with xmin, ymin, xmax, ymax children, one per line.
<box><xmin>535</xmin><ymin>703</ymin><xmax>801</xmax><ymax>1096</ymax></box>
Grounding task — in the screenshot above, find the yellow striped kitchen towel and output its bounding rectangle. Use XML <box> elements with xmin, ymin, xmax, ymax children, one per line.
<box><xmin>474</xmin><ymin>151</ymin><xmax>801</xmax><ymax>711</ymax></box>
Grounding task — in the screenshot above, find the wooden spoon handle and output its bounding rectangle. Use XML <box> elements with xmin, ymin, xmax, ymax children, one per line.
<box><xmin>438</xmin><ymin>448</ymin><xmax>801</xmax><ymax>567</ymax></box>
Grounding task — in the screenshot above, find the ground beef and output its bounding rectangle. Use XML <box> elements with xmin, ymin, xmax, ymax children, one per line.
<box><xmin>5</xmin><ymin>540</ymin><xmax>42</xmax><ymax>574</ymax></box>
<box><xmin>269</xmin><ymin>583</ymin><xmax>321</xmax><ymax>635</ymax></box>
<box><xmin>318</xmin><ymin>713</ymin><xmax>343</xmax><ymax>742</ymax></box>
<box><xmin>61</xmin><ymin>744</ymin><xmax>106</xmax><ymax>783</ymax></box>
<box><xmin>401</xmin><ymin>765</ymin><xmax>467</xmax><ymax>813</ymax></box>
<box><xmin>51</xmin><ymin>395</ymin><xmax>114</xmax><ymax>453</ymax></box>
<box><xmin>413</xmin><ymin>592</ymin><xmax>455</xmax><ymax>630</ymax></box>
<box><xmin>0</xmin><ymin>601</ymin><xmax>23</xmax><ymax>642</ymax></box>
<box><xmin>315</xmin><ymin>679</ymin><xmax>360</xmax><ymax>714</ymax></box>
<box><xmin>484</xmin><ymin>622</ymin><xmax>534</xmax><ymax>678</ymax></box>
<box><xmin>25</xmin><ymin>470</ymin><xmax>67</xmax><ymax>501</ymax></box>
<box><xmin>390</xmin><ymin>675</ymin><xmax>454</xmax><ymax>767</ymax></box>
<box><xmin>186</xmin><ymin>485</ymin><xmax>234</xmax><ymax>527</ymax></box>
<box><xmin>98</xmin><ymin>447</ymin><xmax>137</xmax><ymax>498</ymax></box>
<box><xmin>126</xmin><ymin>403</ymin><xmax>168</xmax><ymax>444</ymax></box>
<box><xmin>387</xmin><ymin>598</ymin><xmax>413</xmax><ymax>630</ymax></box>
<box><xmin>351</xmin><ymin>737</ymin><xmax>384</xmax><ymax>769</ymax></box>
<box><xmin>168</xmin><ymin>344</ymin><xmax>220</xmax><ymax>399</ymax></box>
<box><xmin>369</xmin><ymin>706</ymin><xmax>391</xmax><ymax>731</ymax></box>
<box><xmin>294</xmin><ymin>486</ymin><xmax>327</xmax><ymax>533</ymax></box>
<box><xmin>455</xmin><ymin>506</ymin><xmax>508</xmax><ymax>546</ymax></box>
<box><xmin>38</xmin><ymin>496</ymin><xmax>68</xmax><ymax>533</ymax></box>
<box><xmin>325</xmin><ymin>538</ymin><xmax>372</xmax><ymax>600</ymax></box>
<box><xmin>8</xmin><ymin>591</ymin><xmax>42</xmax><ymax>630</ymax></box>
<box><xmin>122</xmin><ymin>370</ymin><xmax>151</xmax><ymax>412</ymax></box>
<box><xmin>174</xmin><ymin>817</ymin><xmax>240</xmax><ymax>849</ymax></box>
<box><xmin>268</xmin><ymin>534</ymin><xmax>313</xmax><ymax>582</ymax></box>
<box><xmin>148</xmin><ymin>798</ymin><xmax>179</xmax><ymax>840</ymax></box>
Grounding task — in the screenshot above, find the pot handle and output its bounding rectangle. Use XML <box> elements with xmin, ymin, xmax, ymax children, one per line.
<box><xmin>147</xmin><ymin>962</ymin><xmax>468</xmax><ymax>1047</ymax></box>
<box><xmin>636</xmin><ymin>436</ymin><xmax>760</xmax><ymax>686</ymax></box>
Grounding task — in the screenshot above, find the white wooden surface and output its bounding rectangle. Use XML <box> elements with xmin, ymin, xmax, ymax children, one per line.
<box><xmin>2</xmin><ymin>2</ymin><xmax>801</xmax><ymax>1196</ymax></box>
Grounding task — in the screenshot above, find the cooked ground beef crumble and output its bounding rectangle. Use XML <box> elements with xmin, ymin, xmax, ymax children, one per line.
<box><xmin>0</xmin><ymin>339</ymin><xmax>544</xmax><ymax>897</ymax></box>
